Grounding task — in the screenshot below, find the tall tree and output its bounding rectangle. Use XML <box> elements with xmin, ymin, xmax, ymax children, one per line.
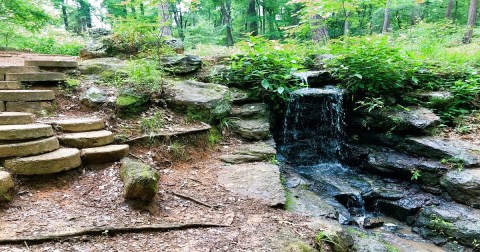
<box><xmin>312</xmin><ymin>14</ymin><xmax>329</xmax><ymax>42</ymax></box>
<box><xmin>247</xmin><ymin>0</ymin><xmax>258</xmax><ymax>36</ymax></box>
<box><xmin>445</xmin><ymin>0</ymin><xmax>454</xmax><ymax>19</ymax></box>
<box><xmin>382</xmin><ymin>0</ymin><xmax>390</xmax><ymax>34</ymax></box>
<box><xmin>219</xmin><ymin>0</ymin><xmax>234</xmax><ymax>46</ymax></box>
<box><xmin>463</xmin><ymin>0</ymin><xmax>478</xmax><ymax>44</ymax></box>
<box><xmin>158</xmin><ymin>0</ymin><xmax>172</xmax><ymax>37</ymax></box>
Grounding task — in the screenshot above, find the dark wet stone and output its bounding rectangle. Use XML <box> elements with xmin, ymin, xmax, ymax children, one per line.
<box><xmin>363</xmin><ymin>217</ymin><xmax>384</xmax><ymax>229</ymax></box>
<box><xmin>440</xmin><ymin>168</ymin><xmax>480</xmax><ymax>208</ymax></box>
<box><xmin>159</xmin><ymin>55</ymin><xmax>202</xmax><ymax>75</ymax></box>
<box><xmin>377</xmin><ymin>193</ymin><xmax>438</xmax><ymax>222</ymax></box>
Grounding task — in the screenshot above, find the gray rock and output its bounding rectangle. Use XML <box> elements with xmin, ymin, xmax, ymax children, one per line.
<box><xmin>220</xmin><ymin>142</ymin><xmax>276</xmax><ymax>164</ymax></box>
<box><xmin>230</xmin><ymin>103</ymin><xmax>269</xmax><ymax>119</ymax></box>
<box><xmin>292</xmin><ymin>70</ymin><xmax>334</xmax><ymax>87</ymax></box>
<box><xmin>440</xmin><ymin>169</ymin><xmax>480</xmax><ymax>208</ymax></box>
<box><xmin>120</xmin><ymin>158</ymin><xmax>159</xmax><ymax>202</ymax></box>
<box><xmin>79</xmin><ymin>58</ymin><xmax>126</xmax><ymax>75</ymax></box>
<box><xmin>414</xmin><ymin>202</ymin><xmax>480</xmax><ymax>249</ymax></box>
<box><xmin>80</xmin><ymin>87</ymin><xmax>112</xmax><ymax>108</ymax></box>
<box><xmin>0</xmin><ymin>170</ymin><xmax>14</xmax><ymax>203</ymax></box>
<box><xmin>288</xmin><ymin>188</ymin><xmax>337</xmax><ymax>219</ymax></box>
<box><xmin>357</xmin><ymin>106</ymin><xmax>440</xmax><ymax>134</ymax></box>
<box><xmin>217</xmin><ymin>162</ymin><xmax>285</xmax><ymax>207</ymax></box>
<box><xmin>403</xmin><ymin>137</ymin><xmax>480</xmax><ymax>167</ymax></box>
<box><xmin>80</xmin><ymin>28</ymin><xmax>112</xmax><ymax>59</ymax></box>
<box><xmin>363</xmin><ymin>217</ymin><xmax>384</xmax><ymax>228</ymax></box>
<box><xmin>160</xmin><ymin>55</ymin><xmax>202</xmax><ymax>75</ymax></box>
<box><xmin>230</xmin><ymin>117</ymin><xmax>271</xmax><ymax>140</ymax></box>
<box><xmin>163</xmin><ymin>38</ymin><xmax>184</xmax><ymax>54</ymax></box>
<box><xmin>165</xmin><ymin>80</ymin><xmax>232</xmax><ymax>121</ymax></box>
<box><xmin>377</xmin><ymin>192</ymin><xmax>438</xmax><ymax>222</ymax></box>
<box><xmin>229</xmin><ymin>88</ymin><xmax>260</xmax><ymax>104</ymax></box>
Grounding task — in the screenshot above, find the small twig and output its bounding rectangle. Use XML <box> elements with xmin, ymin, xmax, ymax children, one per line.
<box><xmin>81</xmin><ymin>185</ymin><xmax>95</xmax><ymax>196</ymax></box>
<box><xmin>128</xmin><ymin>153</ymin><xmax>149</xmax><ymax>164</ymax></box>
<box><xmin>0</xmin><ymin>222</ymin><xmax>229</xmax><ymax>245</ymax></box>
<box><xmin>188</xmin><ymin>177</ymin><xmax>204</xmax><ymax>185</ymax></box>
<box><xmin>169</xmin><ymin>191</ymin><xmax>220</xmax><ymax>209</ymax></box>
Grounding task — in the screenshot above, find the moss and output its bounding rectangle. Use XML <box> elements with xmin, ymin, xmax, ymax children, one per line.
<box><xmin>120</xmin><ymin>158</ymin><xmax>159</xmax><ymax>202</ymax></box>
<box><xmin>116</xmin><ymin>94</ymin><xmax>149</xmax><ymax>117</ymax></box>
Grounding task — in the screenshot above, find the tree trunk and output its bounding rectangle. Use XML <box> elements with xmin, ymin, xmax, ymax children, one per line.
<box><xmin>382</xmin><ymin>0</ymin><xmax>391</xmax><ymax>34</ymax></box>
<box><xmin>220</xmin><ymin>0</ymin><xmax>234</xmax><ymax>46</ymax></box>
<box><xmin>312</xmin><ymin>15</ymin><xmax>329</xmax><ymax>43</ymax></box>
<box><xmin>158</xmin><ymin>1</ymin><xmax>172</xmax><ymax>37</ymax></box>
<box><xmin>344</xmin><ymin>11</ymin><xmax>350</xmax><ymax>36</ymax></box>
<box><xmin>463</xmin><ymin>0</ymin><xmax>478</xmax><ymax>44</ymax></box>
<box><xmin>446</xmin><ymin>0</ymin><xmax>454</xmax><ymax>19</ymax></box>
<box><xmin>171</xmin><ymin>3</ymin><xmax>185</xmax><ymax>40</ymax></box>
<box><xmin>247</xmin><ymin>0</ymin><xmax>258</xmax><ymax>36</ymax></box>
<box><xmin>61</xmin><ymin>0</ymin><xmax>68</xmax><ymax>30</ymax></box>
<box><xmin>140</xmin><ymin>3</ymin><xmax>145</xmax><ymax>16</ymax></box>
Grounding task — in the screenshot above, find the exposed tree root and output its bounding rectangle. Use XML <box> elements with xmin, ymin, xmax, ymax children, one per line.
<box><xmin>0</xmin><ymin>223</ymin><xmax>230</xmax><ymax>245</ymax></box>
<box><xmin>169</xmin><ymin>190</ymin><xmax>221</xmax><ymax>208</ymax></box>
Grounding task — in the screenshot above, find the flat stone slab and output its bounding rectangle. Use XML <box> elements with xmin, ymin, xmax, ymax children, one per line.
<box><xmin>230</xmin><ymin>103</ymin><xmax>269</xmax><ymax>118</ymax></box>
<box><xmin>0</xmin><ymin>136</ymin><xmax>59</xmax><ymax>158</ymax></box>
<box><xmin>0</xmin><ymin>102</ymin><xmax>4</xmax><ymax>111</ymax></box>
<box><xmin>24</xmin><ymin>60</ymin><xmax>78</xmax><ymax>68</ymax></box>
<box><xmin>217</xmin><ymin>162</ymin><xmax>285</xmax><ymax>207</ymax></box>
<box><xmin>51</xmin><ymin>118</ymin><xmax>105</xmax><ymax>132</ymax></box>
<box><xmin>0</xmin><ymin>90</ymin><xmax>55</xmax><ymax>102</ymax></box>
<box><xmin>81</xmin><ymin>144</ymin><xmax>130</xmax><ymax>164</ymax></box>
<box><xmin>6</xmin><ymin>101</ymin><xmax>52</xmax><ymax>113</ymax></box>
<box><xmin>58</xmin><ymin>130</ymin><xmax>114</xmax><ymax>148</ymax></box>
<box><xmin>3</xmin><ymin>148</ymin><xmax>81</xmax><ymax>175</ymax></box>
<box><xmin>404</xmin><ymin>137</ymin><xmax>480</xmax><ymax>167</ymax></box>
<box><xmin>0</xmin><ymin>112</ymin><xmax>35</xmax><ymax>125</ymax></box>
<box><xmin>0</xmin><ymin>81</ymin><xmax>22</xmax><ymax>90</ymax></box>
<box><xmin>230</xmin><ymin>118</ymin><xmax>271</xmax><ymax>140</ymax></box>
<box><xmin>5</xmin><ymin>72</ymin><xmax>66</xmax><ymax>82</ymax></box>
<box><xmin>220</xmin><ymin>142</ymin><xmax>276</xmax><ymax>164</ymax></box>
<box><xmin>441</xmin><ymin>169</ymin><xmax>480</xmax><ymax>208</ymax></box>
<box><xmin>0</xmin><ymin>66</ymin><xmax>40</xmax><ymax>76</ymax></box>
<box><xmin>0</xmin><ymin>171</ymin><xmax>14</xmax><ymax>202</ymax></box>
<box><xmin>0</xmin><ymin>124</ymin><xmax>53</xmax><ymax>141</ymax></box>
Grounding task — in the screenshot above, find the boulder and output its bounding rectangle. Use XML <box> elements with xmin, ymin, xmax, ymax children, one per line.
<box><xmin>414</xmin><ymin>203</ymin><xmax>480</xmax><ymax>249</ymax></box>
<box><xmin>356</xmin><ymin>106</ymin><xmax>440</xmax><ymax>134</ymax></box>
<box><xmin>440</xmin><ymin>169</ymin><xmax>480</xmax><ymax>208</ymax></box>
<box><xmin>414</xmin><ymin>91</ymin><xmax>454</xmax><ymax>110</ymax></box>
<box><xmin>80</xmin><ymin>28</ymin><xmax>112</xmax><ymax>59</ymax></box>
<box><xmin>363</xmin><ymin>217</ymin><xmax>384</xmax><ymax>229</ymax></box>
<box><xmin>115</xmin><ymin>92</ymin><xmax>150</xmax><ymax>116</ymax></box>
<box><xmin>165</xmin><ymin>80</ymin><xmax>232</xmax><ymax>121</ymax></box>
<box><xmin>0</xmin><ymin>171</ymin><xmax>14</xmax><ymax>203</ymax></box>
<box><xmin>292</xmin><ymin>70</ymin><xmax>335</xmax><ymax>87</ymax></box>
<box><xmin>159</xmin><ymin>55</ymin><xmax>202</xmax><ymax>75</ymax></box>
<box><xmin>230</xmin><ymin>88</ymin><xmax>260</xmax><ymax>104</ymax></box>
<box><xmin>377</xmin><ymin>192</ymin><xmax>439</xmax><ymax>222</ymax></box>
<box><xmin>288</xmin><ymin>188</ymin><xmax>337</xmax><ymax>219</ymax></box>
<box><xmin>217</xmin><ymin>162</ymin><xmax>285</xmax><ymax>207</ymax></box>
<box><xmin>80</xmin><ymin>87</ymin><xmax>110</xmax><ymax>108</ymax></box>
<box><xmin>79</xmin><ymin>58</ymin><xmax>126</xmax><ymax>75</ymax></box>
<box><xmin>120</xmin><ymin>158</ymin><xmax>159</xmax><ymax>202</ymax></box>
<box><xmin>230</xmin><ymin>103</ymin><xmax>269</xmax><ymax>119</ymax></box>
<box><xmin>163</xmin><ymin>38</ymin><xmax>185</xmax><ymax>54</ymax></box>
<box><xmin>230</xmin><ymin>117</ymin><xmax>270</xmax><ymax>140</ymax></box>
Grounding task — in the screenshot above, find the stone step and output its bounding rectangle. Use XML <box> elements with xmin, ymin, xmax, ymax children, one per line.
<box><xmin>0</xmin><ymin>101</ymin><xmax>4</xmax><ymax>111</ymax></box>
<box><xmin>51</xmin><ymin>118</ymin><xmax>105</xmax><ymax>132</ymax></box>
<box><xmin>0</xmin><ymin>112</ymin><xmax>35</xmax><ymax>125</ymax></box>
<box><xmin>5</xmin><ymin>72</ymin><xmax>66</xmax><ymax>82</ymax></box>
<box><xmin>81</xmin><ymin>144</ymin><xmax>130</xmax><ymax>164</ymax></box>
<box><xmin>3</xmin><ymin>148</ymin><xmax>81</xmax><ymax>175</ymax></box>
<box><xmin>0</xmin><ymin>136</ymin><xmax>60</xmax><ymax>158</ymax></box>
<box><xmin>24</xmin><ymin>60</ymin><xmax>78</xmax><ymax>68</ymax></box>
<box><xmin>58</xmin><ymin>130</ymin><xmax>114</xmax><ymax>148</ymax></box>
<box><xmin>0</xmin><ymin>81</ymin><xmax>22</xmax><ymax>90</ymax></box>
<box><xmin>0</xmin><ymin>67</ymin><xmax>40</xmax><ymax>80</ymax></box>
<box><xmin>5</xmin><ymin>101</ymin><xmax>52</xmax><ymax>114</ymax></box>
<box><xmin>0</xmin><ymin>90</ymin><xmax>55</xmax><ymax>102</ymax></box>
<box><xmin>0</xmin><ymin>124</ymin><xmax>54</xmax><ymax>141</ymax></box>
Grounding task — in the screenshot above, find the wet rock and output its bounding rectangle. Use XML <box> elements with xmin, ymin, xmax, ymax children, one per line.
<box><xmin>220</xmin><ymin>142</ymin><xmax>276</xmax><ymax>164</ymax></box>
<box><xmin>79</xmin><ymin>58</ymin><xmax>126</xmax><ymax>75</ymax></box>
<box><xmin>165</xmin><ymin>80</ymin><xmax>232</xmax><ymax>121</ymax></box>
<box><xmin>0</xmin><ymin>170</ymin><xmax>14</xmax><ymax>203</ymax></box>
<box><xmin>230</xmin><ymin>117</ymin><xmax>271</xmax><ymax>140</ymax></box>
<box><xmin>120</xmin><ymin>158</ymin><xmax>160</xmax><ymax>202</ymax></box>
<box><xmin>440</xmin><ymin>169</ymin><xmax>480</xmax><ymax>208</ymax></box>
<box><xmin>217</xmin><ymin>162</ymin><xmax>285</xmax><ymax>207</ymax></box>
<box><xmin>363</xmin><ymin>217</ymin><xmax>384</xmax><ymax>228</ymax></box>
<box><xmin>163</xmin><ymin>38</ymin><xmax>184</xmax><ymax>54</ymax></box>
<box><xmin>377</xmin><ymin>193</ymin><xmax>438</xmax><ymax>222</ymax></box>
<box><xmin>159</xmin><ymin>55</ymin><xmax>202</xmax><ymax>75</ymax></box>
<box><xmin>292</xmin><ymin>70</ymin><xmax>334</xmax><ymax>87</ymax></box>
<box><xmin>285</xmin><ymin>174</ymin><xmax>311</xmax><ymax>189</ymax></box>
<box><xmin>289</xmin><ymin>188</ymin><xmax>337</xmax><ymax>219</ymax></box>
<box><xmin>414</xmin><ymin>202</ymin><xmax>480</xmax><ymax>249</ymax></box>
<box><xmin>230</xmin><ymin>103</ymin><xmax>269</xmax><ymax>119</ymax></box>
<box><xmin>356</xmin><ymin>106</ymin><xmax>440</xmax><ymax>134</ymax></box>
<box><xmin>80</xmin><ymin>87</ymin><xmax>109</xmax><ymax>108</ymax></box>
<box><xmin>403</xmin><ymin>136</ymin><xmax>480</xmax><ymax>167</ymax></box>
<box><xmin>308</xmin><ymin>219</ymin><xmax>354</xmax><ymax>252</ymax></box>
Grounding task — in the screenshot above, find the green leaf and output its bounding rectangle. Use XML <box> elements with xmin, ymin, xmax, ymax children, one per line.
<box><xmin>277</xmin><ymin>86</ymin><xmax>285</xmax><ymax>94</ymax></box>
<box><xmin>353</xmin><ymin>74</ymin><xmax>363</xmax><ymax>79</ymax></box>
<box><xmin>261</xmin><ymin>79</ymin><xmax>271</xmax><ymax>90</ymax></box>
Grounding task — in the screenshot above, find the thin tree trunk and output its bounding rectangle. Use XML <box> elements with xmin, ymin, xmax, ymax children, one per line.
<box><xmin>446</xmin><ymin>0</ymin><xmax>454</xmax><ymax>19</ymax></box>
<box><xmin>382</xmin><ymin>0</ymin><xmax>391</xmax><ymax>34</ymax></box>
<box><xmin>312</xmin><ymin>15</ymin><xmax>329</xmax><ymax>43</ymax></box>
<box><xmin>247</xmin><ymin>0</ymin><xmax>258</xmax><ymax>36</ymax></box>
<box><xmin>61</xmin><ymin>0</ymin><xmax>68</xmax><ymax>30</ymax></box>
<box><xmin>344</xmin><ymin>11</ymin><xmax>350</xmax><ymax>36</ymax></box>
<box><xmin>220</xmin><ymin>0</ymin><xmax>234</xmax><ymax>46</ymax></box>
<box><xmin>158</xmin><ymin>1</ymin><xmax>172</xmax><ymax>37</ymax></box>
<box><xmin>463</xmin><ymin>0</ymin><xmax>478</xmax><ymax>44</ymax></box>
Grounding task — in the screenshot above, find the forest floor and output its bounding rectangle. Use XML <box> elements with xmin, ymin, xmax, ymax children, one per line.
<box><xmin>0</xmin><ymin>87</ymin><xmax>324</xmax><ymax>252</ymax></box>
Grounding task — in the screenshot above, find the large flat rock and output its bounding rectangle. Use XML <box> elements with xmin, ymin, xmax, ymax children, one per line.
<box><xmin>58</xmin><ymin>130</ymin><xmax>114</xmax><ymax>148</ymax></box>
<box><xmin>3</xmin><ymin>148</ymin><xmax>81</xmax><ymax>175</ymax></box>
<box><xmin>441</xmin><ymin>169</ymin><xmax>480</xmax><ymax>208</ymax></box>
<box><xmin>24</xmin><ymin>60</ymin><xmax>78</xmax><ymax>68</ymax></box>
<box><xmin>51</xmin><ymin>118</ymin><xmax>105</xmax><ymax>132</ymax></box>
<box><xmin>404</xmin><ymin>137</ymin><xmax>480</xmax><ymax>167</ymax></box>
<box><xmin>6</xmin><ymin>101</ymin><xmax>53</xmax><ymax>113</ymax></box>
<box><xmin>0</xmin><ymin>112</ymin><xmax>35</xmax><ymax>125</ymax></box>
<box><xmin>0</xmin><ymin>66</ymin><xmax>40</xmax><ymax>76</ymax></box>
<box><xmin>5</xmin><ymin>72</ymin><xmax>66</xmax><ymax>82</ymax></box>
<box><xmin>217</xmin><ymin>162</ymin><xmax>285</xmax><ymax>207</ymax></box>
<box><xmin>230</xmin><ymin>118</ymin><xmax>271</xmax><ymax>140</ymax></box>
<box><xmin>0</xmin><ymin>81</ymin><xmax>22</xmax><ymax>90</ymax></box>
<box><xmin>81</xmin><ymin>144</ymin><xmax>130</xmax><ymax>164</ymax></box>
<box><xmin>0</xmin><ymin>90</ymin><xmax>55</xmax><ymax>102</ymax></box>
<box><xmin>220</xmin><ymin>142</ymin><xmax>276</xmax><ymax>164</ymax></box>
<box><xmin>0</xmin><ymin>124</ymin><xmax>54</xmax><ymax>141</ymax></box>
<box><xmin>0</xmin><ymin>136</ymin><xmax>59</xmax><ymax>158</ymax></box>
<box><xmin>230</xmin><ymin>103</ymin><xmax>269</xmax><ymax>119</ymax></box>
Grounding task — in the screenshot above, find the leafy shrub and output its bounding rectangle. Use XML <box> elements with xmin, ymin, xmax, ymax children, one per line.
<box><xmin>124</xmin><ymin>59</ymin><xmax>163</xmax><ymax>91</ymax></box>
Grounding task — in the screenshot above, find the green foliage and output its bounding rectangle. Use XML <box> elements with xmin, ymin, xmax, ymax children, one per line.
<box><xmin>208</xmin><ymin>128</ymin><xmax>223</xmax><ymax>148</ymax></box>
<box><xmin>139</xmin><ymin>111</ymin><xmax>164</xmax><ymax>134</ymax></box>
<box><xmin>327</xmin><ymin>36</ymin><xmax>418</xmax><ymax>98</ymax></box>
<box><xmin>410</xmin><ymin>169</ymin><xmax>421</xmax><ymax>181</ymax></box>
<box><xmin>183</xmin><ymin>18</ymin><xmax>224</xmax><ymax>49</ymax></box>
<box><xmin>124</xmin><ymin>59</ymin><xmax>163</xmax><ymax>91</ymax></box>
<box><xmin>168</xmin><ymin>141</ymin><xmax>187</xmax><ymax>159</ymax></box>
<box><xmin>428</xmin><ymin>214</ymin><xmax>455</xmax><ymax>235</ymax></box>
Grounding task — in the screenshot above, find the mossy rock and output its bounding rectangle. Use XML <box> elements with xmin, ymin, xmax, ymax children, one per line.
<box><xmin>0</xmin><ymin>170</ymin><xmax>14</xmax><ymax>203</ymax></box>
<box><xmin>115</xmin><ymin>92</ymin><xmax>150</xmax><ymax>117</ymax></box>
<box><xmin>120</xmin><ymin>158</ymin><xmax>159</xmax><ymax>202</ymax></box>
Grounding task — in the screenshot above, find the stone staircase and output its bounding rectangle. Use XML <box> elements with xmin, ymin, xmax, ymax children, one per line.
<box><xmin>0</xmin><ymin>113</ymin><xmax>129</xmax><ymax>175</ymax></box>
